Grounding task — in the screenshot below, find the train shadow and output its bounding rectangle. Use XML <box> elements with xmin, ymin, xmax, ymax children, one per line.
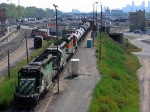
<box><xmin>29</xmin><ymin>47</ymin><xmax>35</xmax><ymax>50</ymax></box>
<box><xmin>64</xmin><ymin>74</ymin><xmax>78</xmax><ymax>80</ymax></box>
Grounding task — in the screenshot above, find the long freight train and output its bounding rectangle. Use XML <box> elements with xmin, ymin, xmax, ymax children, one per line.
<box><xmin>13</xmin><ymin>19</ymin><xmax>94</xmax><ymax>108</ymax></box>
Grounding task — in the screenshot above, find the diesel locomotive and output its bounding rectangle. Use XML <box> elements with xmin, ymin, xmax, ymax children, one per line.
<box><xmin>13</xmin><ymin>19</ymin><xmax>93</xmax><ymax>108</ymax></box>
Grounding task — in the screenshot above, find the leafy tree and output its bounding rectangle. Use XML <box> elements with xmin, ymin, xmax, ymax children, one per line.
<box><xmin>0</xmin><ymin>3</ymin><xmax>62</xmax><ymax>19</ymax></box>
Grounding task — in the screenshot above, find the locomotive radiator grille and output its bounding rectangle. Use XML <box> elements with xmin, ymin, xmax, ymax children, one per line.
<box><xmin>19</xmin><ymin>78</ymin><xmax>36</xmax><ymax>95</ymax></box>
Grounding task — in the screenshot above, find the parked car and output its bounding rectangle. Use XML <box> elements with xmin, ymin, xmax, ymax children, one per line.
<box><xmin>134</xmin><ymin>29</ymin><xmax>141</xmax><ymax>33</ymax></box>
<box><xmin>140</xmin><ymin>31</ymin><xmax>147</xmax><ymax>35</ymax></box>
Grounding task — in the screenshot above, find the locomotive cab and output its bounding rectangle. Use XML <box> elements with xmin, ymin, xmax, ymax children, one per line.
<box><xmin>14</xmin><ymin>68</ymin><xmax>42</xmax><ymax>108</ymax></box>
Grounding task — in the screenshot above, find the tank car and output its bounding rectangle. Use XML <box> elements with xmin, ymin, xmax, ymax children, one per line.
<box><xmin>13</xmin><ymin>51</ymin><xmax>57</xmax><ymax>108</ymax></box>
<box><xmin>73</xmin><ymin>21</ymin><xmax>91</xmax><ymax>48</ymax></box>
<box><xmin>86</xmin><ymin>19</ymin><xmax>94</xmax><ymax>30</ymax></box>
<box><xmin>81</xmin><ymin>21</ymin><xmax>90</xmax><ymax>32</ymax></box>
<box><xmin>34</xmin><ymin>36</ymin><xmax>43</xmax><ymax>49</ymax></box>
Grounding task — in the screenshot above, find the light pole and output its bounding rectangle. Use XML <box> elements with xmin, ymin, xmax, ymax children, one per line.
<box><xmin>92</xmin><ymin>4</ymin><xmax>94</xmax><ymax>46</ymax></box>
<box><xmin>18</xmin><ymin>0</ymin><xmax>20</xmax><ymax>19</ymax></box>
<box><xmin>53</xmin><ymin>4</ymin><xmax>59</xmax><ymax>93</ymax></box>
<box><xmin>95</xmin><ymin>2</ymin><xmax>98</xmax><ymax>36</ymax></box>
<box><xmin>99</xmin><ymin>3</ymin><xmax>102</xmax><ymax>60</ymax></box>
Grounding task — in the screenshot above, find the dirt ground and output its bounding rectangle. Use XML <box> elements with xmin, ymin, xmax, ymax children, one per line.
<box><xmin>125</xmin><ymin>32</ymin><xmax>150</xmax><ymax>112</ymax></box>
<box><xmin>137</xmin><ymin>57</ymin><xmax>150</xmax><ymax>112</ymax></box>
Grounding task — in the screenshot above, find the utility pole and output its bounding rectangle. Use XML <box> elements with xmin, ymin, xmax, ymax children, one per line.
<box><xmin>25</xmin><ymin>32</ymin><xmax>29</xmax><ymax>63</ymax></box>
<box><xmin>95</xmin><ymin>2</ymin><xmax>98</xmax><ymax>36</ymax></box>
<box><xmin>99</xmin><ymin>3</ymin><xmax>102</xmax><ymax>60</ymax></box>
<box><xmin>18</xmin><ymin>0</ymin><xmax>20</xmax><ymax>19</ymax></box>
<box><xmin>8</xmin><ymin>50</ymin><xmax>10</xmax><ymax>78</ymax></box>
<box><xmin>92</xmin><ymin>4</ymin><xmax>94</xmax><ymax>46</ymax></box>
<box><xmin>53</xmin><ymin>4</ymin><xmax>59</xmax><ymax>93</ymax></box>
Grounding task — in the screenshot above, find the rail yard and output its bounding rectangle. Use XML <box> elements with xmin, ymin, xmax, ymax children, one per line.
<box><xmin>1</xmin><ymin>1</ymin><xmax>150</xmax><ymax>111</ymax></box>
<box><xmin>0</xmin><ymin>28</ymin><xmax>33</xmax><ymax>79</ymax></box>
<box><xmin>0</xmin><ymin>18</ymin><xmax>100</xmax><ymax>112</ymax></box>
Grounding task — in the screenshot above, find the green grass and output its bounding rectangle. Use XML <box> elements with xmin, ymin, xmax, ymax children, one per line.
<box><xmin>89</xmin><ymin>33</ymin><xmax>140</xmax><ymax>112</ymax></box>
<box><xmin>0</xmin><ymin>40</ymin><xmax>54</xmax><ymax>110</ymax></box>
<box><xmin>123</xmin><ymin>38</ymin><xmax>142</xmax><ymax>52</ymax></box>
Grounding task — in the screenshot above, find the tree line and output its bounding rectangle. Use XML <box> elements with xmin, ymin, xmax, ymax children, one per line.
<box><xmin>0</xmin><ymin>3</ymin><xmax>63</xmax><ymax>20</ymax></box>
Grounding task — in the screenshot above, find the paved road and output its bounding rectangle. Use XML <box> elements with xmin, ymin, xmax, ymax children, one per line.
<box><xmin>35</xmin><ymin>32</ymin><xmax>100</xmax><ymax>112</ymax></box>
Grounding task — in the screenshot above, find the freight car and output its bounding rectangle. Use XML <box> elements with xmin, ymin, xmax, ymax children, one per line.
<box><xmin>31</xmin><ymin>29</ymin><xmax>47</xmax><ymax>37</ymax></box>
<box><xmin>31</xmin><ymin>28</ymin><xmax>57</xmax><ymax>41</ymax></box>
<box><xmin>17</xmin><ymin>24</ymin><xmax>21</xmax><ymax>29</ymax></box>
<box><xmin>13</xmin><ymin>52</ymin><xmax>56</xmax><ymax>108</ymax></box>
<box><xmin>34</xmin><ymin>36</ymin><xmax>43</xmax><ymax>49</ymax></box>
<box><xmin>13</xmin><ymin>19</ymin><xmax>93</xmax><ymax>108</ymax></box>
<box><xmin>73</xmin><ymin>21</ymin><xmax>91</xmax><ymax>49</ymax></box>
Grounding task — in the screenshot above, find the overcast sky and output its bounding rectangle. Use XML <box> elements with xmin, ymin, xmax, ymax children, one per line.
<box><xmin>0</xmin><ymin>0</ymin><xmax>149</xmax><ymax>12</ymax></box>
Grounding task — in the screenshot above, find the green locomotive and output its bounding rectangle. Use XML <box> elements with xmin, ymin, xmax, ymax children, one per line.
<box><xmin>13</xmin><ymin>20</ymin><xmax>93</xmax><ymax>108</ymax></box>
<box><xmin>13</xmin><ymin>39</ymin><xmax>69</xmax><ymax>108</ymax></box>
<box><xmin>13</xmin><ymin>52</ymin><xmax>56</xmax><ymax>108</ymax></box>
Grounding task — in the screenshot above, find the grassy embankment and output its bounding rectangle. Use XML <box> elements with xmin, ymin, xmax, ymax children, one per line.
<box><xmin>89</xmin><ymin>33</ymin><xmax>141</xmax><ymax>112</ymax></box>
<box><xmin>0</xmin><ymin>40</ymin><xmax>54</xmax><ymax>110</ymax></box>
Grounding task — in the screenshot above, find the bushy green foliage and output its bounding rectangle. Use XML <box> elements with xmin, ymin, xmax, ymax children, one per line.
<box><xmin>0</xmin><ymin>40</ymin><xmax>53</xmax><ymax>110</ymax></box>
<box><xmin>89</xmin><ymin>33</ymin><xmax>140</xmax><ymax>112</ymax></box>
<box><xmin>0</xmin><ymin>3</ymin><xmax>63</xmax><ymax>19</ymax></box>
<box><xmin>123</xmin><ymin>38</ymin><xmax>142</xmax><ymax>52</ymax></box>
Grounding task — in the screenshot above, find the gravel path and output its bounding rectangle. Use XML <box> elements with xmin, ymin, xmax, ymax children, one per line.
<box><xmin>137</xmin><ymin>57</ymin><xmax>150</xmax><ymax>112</ymax></box>
<box><xmin>35</xmin><ymin>32</ymin><xmax>100</xmax><ymax>112</ymax></box>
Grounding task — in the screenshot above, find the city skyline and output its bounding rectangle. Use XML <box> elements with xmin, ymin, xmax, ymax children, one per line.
<box><xmin>0</xmin><ymin>0</ymin><xmax>150</xmax><ymax>12</ymax></box>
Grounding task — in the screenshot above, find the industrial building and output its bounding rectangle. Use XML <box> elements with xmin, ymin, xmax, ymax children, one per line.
<box><xmin>111</xmin><ymin>10</ymin><xmax>123</xmax><ymax>15</ymax></box>
<box><xmin>129</xmin><ymin>10</ymin><xmax>150</xmax><ymax>32</ymax></box>
<box><xmin>0</xmin><ymin>8</ymin><xmax>7</xmax><ymax>37</ymax></box>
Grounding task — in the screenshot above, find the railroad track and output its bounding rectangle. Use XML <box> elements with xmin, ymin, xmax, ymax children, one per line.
<box><xmin>0</xmin><ymin>29</ymin><xmax>31</xmax><ymax>60</ymax></box>
<box><xmin>0</xmin><ymin>29</ymin><xmax>32</xmax><ymax>78</ymax></box>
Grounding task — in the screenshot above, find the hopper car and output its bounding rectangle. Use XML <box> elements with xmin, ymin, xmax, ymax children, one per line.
<box><xmin>34</xmin><ymin>36</ymin><xmax>43</xmax><ymax>49</ymax></box>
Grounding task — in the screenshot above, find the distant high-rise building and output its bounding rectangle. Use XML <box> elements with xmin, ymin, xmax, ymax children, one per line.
<box><xmin>105</xmin><ymin>7</ymin><xmax>111</xmax><ymax>15</ymax></box>
<box><xmin>132</xmin><ymin>1</ymin><xmax>135</xmax><ymax>12</ymax></box>
<box><xmin>142</xmin><ymin>1</ymin><xmax>145</xmax><ymax>9</ymax></box>
<box><xmin>148</xmin><ymin>1</ymin><xmax>150</xmax><ymax>11</ymax></box>
<box><xmin>132</xmin><ymin>1</ymin><xmax>135</xmax><ymax>7</ymax></box>
<box><xmin>123</xmin><ymin>4</ymin><xmax>131</xmax><ymax>12</ymax></box>
<box><xmin>104</xmin><ymin>6</ymin><xmax>106</xmax><ymax>13</ymax></box>
<box><xmin>72</xmin><ymin>9</ymin><xmax>80</xmax><ymax>13</ymax></box>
